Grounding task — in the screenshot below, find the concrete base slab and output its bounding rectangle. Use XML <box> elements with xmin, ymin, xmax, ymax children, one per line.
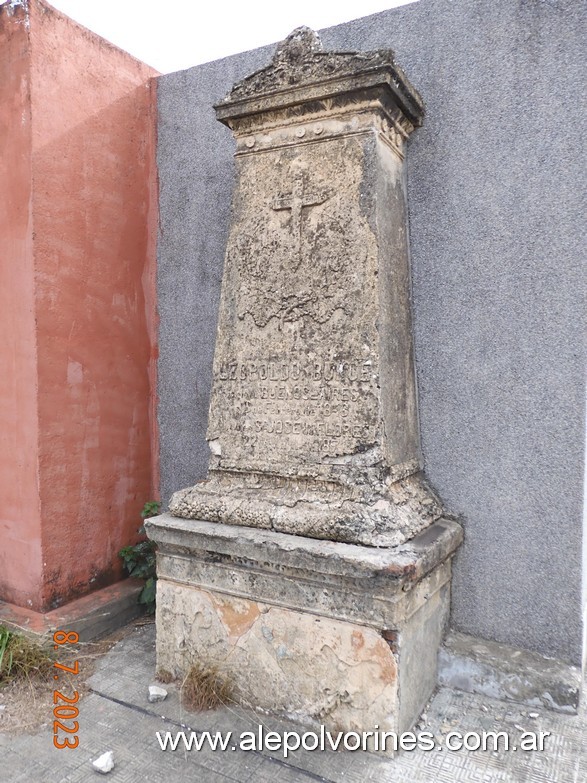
<box><xmin>0</xmin><ymin>579</ymin><xmax>145</xmax><ymax>642</ymax></box>
<box><xmin>146</xmin><ymin>514</ymin><xmax>462</xmax><ymax>739</ymax></box>
<box><xmin>438</xmin><ymin>631</ymin><xmax>582</xmax><ymax>715</ymax></box>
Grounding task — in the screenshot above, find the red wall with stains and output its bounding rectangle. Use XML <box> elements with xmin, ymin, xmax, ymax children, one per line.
<box><xmin>0</xmin><ymin>0</ymin><xmax>159</xmax><ymax>612</ymax></box>
<box><xmin>0</xmin><ymin>1</ymin><xmax>44</xmax><ymax>610</ymax></box>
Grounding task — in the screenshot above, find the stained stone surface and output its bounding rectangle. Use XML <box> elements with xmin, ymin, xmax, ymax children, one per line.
<box><xmin>169</xmin><ymin>28</ymin><xmax>443</xmax><ymax>548</ymax></box>
<box><xmin>156</xmin><ymin>583</ymin><xmax>400</xmax><ymax>735</ymax></box>
<box><xmin>153</xmin><ymin>577</ymin><xmax>452</xmax><ymax>740</ymax></box>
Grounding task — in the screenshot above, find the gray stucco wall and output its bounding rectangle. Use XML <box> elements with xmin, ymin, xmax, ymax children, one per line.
<box><xmin>156</xmin><ymin>0</ymin><xmax>586</xmax><ymax>665</ymax></box>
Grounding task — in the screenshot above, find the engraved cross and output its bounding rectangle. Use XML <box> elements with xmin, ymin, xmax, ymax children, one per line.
<box><xmin>272</xmin><ymin>168</ymin><xmax>331</xmax><ymax>270</ymax></box>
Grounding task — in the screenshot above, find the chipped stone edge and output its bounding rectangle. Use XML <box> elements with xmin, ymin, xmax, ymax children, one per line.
<box><xmin>146</xmin><ymin>514</ymin><xmax>462</xmax><ymax>586</ymax></box>
<box><xmin>146</xmin><ymin>514</ymin><xmax>462</xmax><ymax>630</ymax></box>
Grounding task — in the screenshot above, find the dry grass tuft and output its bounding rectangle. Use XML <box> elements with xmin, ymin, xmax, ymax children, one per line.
<box><xmin>0</xmin><ymin>620</ymin><xmax>148</xmax><ymax>734</ymax></box>
<box><xmin>156</xmin><ymin>668</ymin><xmax>174</xmax><ymax>684</ymax></box>
<box><xmin>180</xmin><ymin>661</ymin><xmax>235</xmax><ymax>711</ymax></box>
<box><xmin>0</xmin><ymin>626</ymin><xmax>54</xmax><ymax>686</ymax></box>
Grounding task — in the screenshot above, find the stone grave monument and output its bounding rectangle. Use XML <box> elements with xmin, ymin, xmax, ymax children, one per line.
<box><xmin>147</xmin><ymin>27</ymin><xmax>463</xmax><ymax>736</ymax></box>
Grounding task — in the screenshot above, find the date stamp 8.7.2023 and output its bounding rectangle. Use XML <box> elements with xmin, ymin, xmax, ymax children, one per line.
<box><xmin>52</xmin><ymin>630</ymin><xmax>80</xmax><ymax>750</ymax></box>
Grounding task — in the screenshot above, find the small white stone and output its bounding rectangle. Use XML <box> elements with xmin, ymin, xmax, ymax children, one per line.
<box><xmin>529</xmin><ymin>712</ymin><xmax>539</xmax><ymax>719</ymax></box>
<box><xmin>92</xmin><ymin>751</ymin><xmax>114</xmax><ymax>774</ymax></box>
<box><xmin>148</xmin><ymin>685</ymin><xmax>168</xmax><ymax>703</ymax></box>
<box><xmin>481</xmin><ymin>705</ymin><xmax>488</xmax><ymax>712</ymax></box>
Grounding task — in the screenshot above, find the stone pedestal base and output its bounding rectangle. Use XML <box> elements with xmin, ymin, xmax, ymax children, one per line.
<box><xmin>146</xmin><ymin>514</ymin><xmax>462</xmax><ymax>736</ymax></box>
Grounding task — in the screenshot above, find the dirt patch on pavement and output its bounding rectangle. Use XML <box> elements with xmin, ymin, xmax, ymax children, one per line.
<box><xmin>0</xmin><ymin>618</ymin><xmax>154</xmax><ymax>734</ymax></box>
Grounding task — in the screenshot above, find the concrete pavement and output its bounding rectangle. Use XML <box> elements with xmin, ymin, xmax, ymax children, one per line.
<box><xmin>1</xmin><ymin>621</ymin><xmax>584</xmax><ymax>782</ymax></box>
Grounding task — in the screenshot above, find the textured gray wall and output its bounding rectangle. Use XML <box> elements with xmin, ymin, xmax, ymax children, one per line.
<box><xmin>156</xmin><ymin>0</ymin><xmax>586</xmax><ymax>665</ymax></box>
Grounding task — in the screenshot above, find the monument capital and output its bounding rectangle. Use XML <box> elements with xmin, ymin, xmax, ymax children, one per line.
<box><xmin>214</xmin><ymin>26</ymin><xmax>425</xmax><ymax>142</ymax></box>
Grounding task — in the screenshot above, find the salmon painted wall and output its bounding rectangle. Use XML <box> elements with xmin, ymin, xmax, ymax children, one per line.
<box><xmin>0</xmin><ymin>1</ymin><xmax>44</xmax><ymax>608</ymax></box>
<box><xmin>0</xmin><ymin>0</ymin><xmax>159</xmax><ymax>611</ymax></box>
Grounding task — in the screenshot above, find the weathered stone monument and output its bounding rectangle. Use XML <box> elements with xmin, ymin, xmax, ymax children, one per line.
<box><xmin>147</xmin><ymin>28</ymin><xmax>463</xmax><ymax>735</ymax></box>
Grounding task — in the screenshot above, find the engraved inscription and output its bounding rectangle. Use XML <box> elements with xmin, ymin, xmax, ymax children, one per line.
<box><xmin>209</xmin><ymin>137</ymin><xmax>382</xmax><ymax>468</ymax></box>
<box><xmin>248</xmin><ymin>418</ymin><xmax>364</xmax><ymax>439</ymax></box>
<box><xmin>217</xmin><ymin>360</ymin><xmax>373</xmax><ymax>384</ymax></box>
<box><xmin>213</xmin><ymin>352</ymin><xmax>378</xmax><ymax>459</ymax></box>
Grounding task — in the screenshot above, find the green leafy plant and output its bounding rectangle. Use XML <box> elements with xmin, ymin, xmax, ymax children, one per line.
<box><xmin>119</xmin><ymin>501</ymin><xmax>161</xmax><ymax>613</ymax></box>
<box><xmin>141</xmin><ymin>501</ymin><xmax>161</xmax><ymax>520</ymax></box>
<box><xmin>0</xmin><ymin>626</ymin><xmax>12</xmax><ymax>680</ymax></box>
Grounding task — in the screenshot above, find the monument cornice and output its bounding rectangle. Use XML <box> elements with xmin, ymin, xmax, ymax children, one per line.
<box><xmin>215</xmin><ymin>68</ymin><xmax>424</xmax><ymax>134</ymax></box>
<box><xmin>214</xmin><ymin>27</ymin><xmax>424</xmax><ymax>134</ymax></box>
<box><xmin>147</xmin><ymin>514</ymin><xmax>463</xmax><ymax>629</ymax></box>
